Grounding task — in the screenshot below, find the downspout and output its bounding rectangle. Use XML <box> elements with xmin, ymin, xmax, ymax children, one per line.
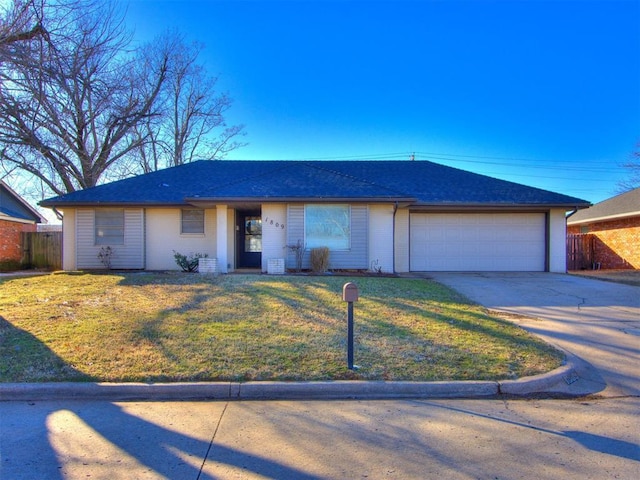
<box><xmin>564</xmin><ymin>207</ymin><xmax>579</xmax><ymax>273</ymax></box>
<box><xmin>52</xmin><ymin>207</ymin><xmax>63</xmax><ymax>222</ymax></box>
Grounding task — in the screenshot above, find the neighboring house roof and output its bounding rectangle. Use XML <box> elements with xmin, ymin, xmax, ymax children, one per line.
<box><xmin>567</xmin><ymin>187</ymin><xmax>640</xmax><ymax>225</ymax></box>
<box><xmin>40</xmin><ymin>160</ymin><xmax>590</xmax><ymax>209</ymax></box>
<box><xmin>0</xmin><ymin>180</ymin><xmax>46</xmax><ymax>223</ymax></box>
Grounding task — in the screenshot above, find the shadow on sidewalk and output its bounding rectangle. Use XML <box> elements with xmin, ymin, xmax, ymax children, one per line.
<box><xmin>0</xmin><ymin>316</ymin><xmax>321</xmax><ymax>479</ymax></box>
<box><xmin>2</xmin><ymin>400</ymin><xmax>324</xmax><ymax>479</ymax></box>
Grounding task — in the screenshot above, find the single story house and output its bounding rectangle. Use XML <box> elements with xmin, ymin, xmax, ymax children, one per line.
<box><xmin>1</xmin><ymin>180</ymin><xmax>46</xmax><ymax>264</ymax></box>
<box><xmin>567</xmin><ymin>187</ymin><xmax>639</xmax><ymax>269</ymax></box>
<box><xmin>40</xmin><ymin>160</ymin><xmax>589</xmax><ymax>273</ymax></box>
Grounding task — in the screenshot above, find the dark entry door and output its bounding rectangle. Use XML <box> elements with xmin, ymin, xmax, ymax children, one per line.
<box><xmin>236</xmin><ymin>210</ymin><xmax>262</xmax><ymax>268</ymax></box>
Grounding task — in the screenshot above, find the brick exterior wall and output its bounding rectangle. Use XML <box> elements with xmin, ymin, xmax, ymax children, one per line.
<box><xmin>568</xmin><ymin>217</ymin><xmax>640</xmax><ymax>269</ymax></box>
<box><xmin>0</xmin><ymin>219</ymin><xmax>37</xmax><ymax>263</ymax></box>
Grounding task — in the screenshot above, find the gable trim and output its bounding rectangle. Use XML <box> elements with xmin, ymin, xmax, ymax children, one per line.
<box><xmin>567</xmin><ymin>210</ymin><xmax>640</xmax><ymax>226</ymax></box>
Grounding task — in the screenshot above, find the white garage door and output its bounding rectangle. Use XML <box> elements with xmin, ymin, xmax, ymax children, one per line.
<box><xmin>410</xmin><ymin>213</ymin><xmax>546</xmax><ymax>271</ymax></box>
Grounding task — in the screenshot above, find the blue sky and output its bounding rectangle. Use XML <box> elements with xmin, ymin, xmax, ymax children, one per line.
<box><xmin>124</xmin><ymin>0</ymin><xmax>640</xmax><ymax>204</ymax></box>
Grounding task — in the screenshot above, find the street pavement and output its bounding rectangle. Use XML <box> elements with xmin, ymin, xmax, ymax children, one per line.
<box><xmin>1</xmin><ymin>272</ymin><xmax>639</xmax><ymax>479</ymax></box>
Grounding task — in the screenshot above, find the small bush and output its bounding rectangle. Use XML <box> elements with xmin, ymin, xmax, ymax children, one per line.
<box><xmin>285</xmin><ymin>239</ymin><xmax>305</xmax><ymax>272</ymax></box>
<box><xmin>310</xmin><ymin>247</ymin><xmax>330</xmax><ymax>273</ymax></box>
<box><xmin>98</xmin><ymin>246</ymin><xmax>113</xmax><ymax>269</ymax></box>
<box><xmin>370</xmin><ymin>259</ymin><xmax>383</xmax><ymax>274</ymax></box>
<box><xmin>173</xmin><ymin>251</ymin><xmax>208</xmax><ymax>272</ymax></box>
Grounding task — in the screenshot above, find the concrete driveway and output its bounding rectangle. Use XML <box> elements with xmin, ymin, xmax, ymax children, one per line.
<box><xmin>429</xmin><ymin>272</ymin><xmax>640</xmax><ymax>398</ymax></box>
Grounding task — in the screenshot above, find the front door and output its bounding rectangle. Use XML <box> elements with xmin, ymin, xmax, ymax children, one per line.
<box><xmin>236</xmin><ymin>210</ymin><xmax>262</xmax><ymax>268</ymax></box>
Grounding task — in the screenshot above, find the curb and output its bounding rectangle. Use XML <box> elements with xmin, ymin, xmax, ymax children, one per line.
<box><xmin>0</xmin><ymin>357</ymin><xmax>593</xmax><ymax>402</ymax></box>
<box><xmin>497</xmin><ymin>361</ymin><xmax>577</xmax><ymax>396</ymax></box>
<box><xmin>0</xmin><ymin>381</ymin><xmax>497</xmax><ymax>402</ymax></box>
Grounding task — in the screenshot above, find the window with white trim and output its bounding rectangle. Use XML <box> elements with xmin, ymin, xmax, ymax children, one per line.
<box><xmin>95</xmin><ymin>209</ymin><xmax>124</xmax><ymax>245</ymax></box>
<box><xmin>305</xmin><ymin>204</ymin><xmax>350</xmax><ymax>250</ymax></box>
<box><xmin>181</xmin><ymin>209</ymin><xmax>205</xmax><ymax>234</ymax></box>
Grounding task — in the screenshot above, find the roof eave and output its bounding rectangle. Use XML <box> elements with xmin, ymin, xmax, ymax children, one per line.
<box><xmin>39</xmin><ymin>200</ymin><xmax>190</xmax><ymax>208</ymax></box>
<box><xmin>185</xmin><ymin>196</ymin><xmax>417</xmax><ymax>205</ymax></box>
<box><xmin>0</xmin><ymin>212</ymin><xmax>38</xmax><ymax>224</ymax></box>
<box><xmin>40</xmin><ymin>196</ymin><xmax>418</xmax><ymax>208</ymax></box>
<box><xmin>410</xmin><ymin>202</ymin><xmax>591</xmax><ymax>212</ymax></box>
<box><xmin>567</xmin><ymin>210</ymin><xmax>640</xmax><ymax>225</ymax></box>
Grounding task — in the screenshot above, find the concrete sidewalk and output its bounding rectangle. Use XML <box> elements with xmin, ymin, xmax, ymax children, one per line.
<box><xmin>3</xmin><ymin>396</ymin><xmax>638</xmax><ymax>480</ymax></box>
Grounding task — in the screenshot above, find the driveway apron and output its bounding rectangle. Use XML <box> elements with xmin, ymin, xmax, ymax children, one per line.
<box><xmin>428</xmin><ymin>272</ymin><xmax>640</xmax><ymax>398</ymax></box>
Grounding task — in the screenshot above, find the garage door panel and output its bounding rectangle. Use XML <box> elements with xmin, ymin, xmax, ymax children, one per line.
<box><xmin>410</xmin><ymin>213</ymin><xmax>545</xmax><ymax>272</ymax></box>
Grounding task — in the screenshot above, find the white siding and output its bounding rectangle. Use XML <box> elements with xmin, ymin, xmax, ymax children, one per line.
<box><xmin>146</xmin><ymin>208</ymin><xmax>216</xmax><ymax>270</ymax></box>
<box><xmin>286</xmin><ymin>204</ymin><xmax>305</xmax><ymax>269</ymax></box>
<box><xmin>76</xmin><ymin>209</ymin><xmax>96</xmax><ymax>268</ymax></box>
<box><xmin>262</xmin><ymin>203</ymin><xmax>287</xmax><ymax>272</ymax></box>
<box><xmin>346</xmin><ymin>205</ymin><xmax>369</xmax><ymax>269</ymax></box>
<box><xmin>76</xmin><ymin>208</ymin><xmax>144</xmax><ymax>269</ymax></box>
<box><xmin>368</xmin><ymin>204</ymin><xmax>394</xmax><ymax>273</ymax></box>
<box><xmin>122</xmin><ymin>209</ymin><xmax>145</xmax><ymax>268</ymax></box>
<box><xmin>410</xmin><ymin>213</ymin><xmax>546</xmax><ymax>272</ymax></box>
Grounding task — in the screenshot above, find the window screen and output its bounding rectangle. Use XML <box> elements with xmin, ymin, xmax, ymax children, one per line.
<box><xmin>182</xmin><ymin>209</ymin><xmax>205</xmax><ymax>234</ymax></box>
<box><xmin>95</xmin><ymin>209</ymin><xmax>124</xmax><ymax>245</ymax></box>
<box><xmin>304</xmin><ymin>204</ymin><xmax>350</xmax><ymax>250</ymax></box>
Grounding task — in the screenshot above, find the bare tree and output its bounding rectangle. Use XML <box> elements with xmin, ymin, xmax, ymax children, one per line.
<box><xmin>618</xmin><ymin>142</ymin><xmax>640</xmax><ymax>192</ymax></box>
<box><xmin>132</xmin><ymin>33</ymin><xmax>246</xmax><ymax>174</ymax></box>
<box><xmin>0</xmin><ymin>0</ymin><xmax>47</xmax><ymax>49</ymax></box>
<box><xmin>0</xmin><ymin>0</ymin><xmax>169</xmax><ymax>195</ymax></box>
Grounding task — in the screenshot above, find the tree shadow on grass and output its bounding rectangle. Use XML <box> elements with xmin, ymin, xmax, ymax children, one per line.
<box><xmin>0</xmin><ymin>316</ymin><xmax>92</xmax><ymax>382</ymax></box>
<box><xmin>0</xmin><ymin>273</ymin><xmax>563</xmax><ymax>384</ymax></box>
<box><xmin>1</xmin><ymin>314</ymin><xmax>323</xmax><ymax>479</ymax></box>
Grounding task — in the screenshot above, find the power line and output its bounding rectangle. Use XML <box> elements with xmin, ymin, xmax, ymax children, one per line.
<box><xmin>476</xmin><ymin>170</ymin><xmax>615</xmax><ymax>183</ymax></box>
<box><xmin>413</xmin><ymin>150</ymin><xmax>617</xmax><ymax>167</ymax></box>
<box><xmin>254</xmin><ymin>150</ymin><xmax>629</xmax><ymax>185</ymax></box>
<box><xmin>415</xmin><ymin>153</ymin><xmax>619</xmax><ymax>173</ymax></box>
<box><xmin>278</xmin><ymin>150</ymin><xmax>622</xmax><ymax>170</ymax></box>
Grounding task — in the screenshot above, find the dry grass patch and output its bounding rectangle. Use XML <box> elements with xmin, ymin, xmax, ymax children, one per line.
<box><xmin>0</xmin><ymin>272</ymin><xmax>563</xmax><ymax>382</ymax></box>
<box><xmin>569</xmin><ymin>270</ymin><xmax>640</xmax><ymax>287</ymax></box>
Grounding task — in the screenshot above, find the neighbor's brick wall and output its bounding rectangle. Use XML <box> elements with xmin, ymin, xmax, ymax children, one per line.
<box><xmin>0</xmin><ymin>219</ymin><xmax>37</xmax><ymax>262</ymax></box>
<box><xmin>568</xmin><ymin>217</ymin><xmax>640</xmax><ymax>269</ymax></box>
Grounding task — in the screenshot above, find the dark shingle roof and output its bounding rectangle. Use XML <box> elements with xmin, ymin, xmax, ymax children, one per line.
<box><xmin>1</xmin><ymin>181</ymin><xmax>45</xmax><ymax>222</ymax></box>
<box><xmin>567</xmin><ymin>187</ymin><xmax>640</xmax><ymax>224</ymax></box>
<box><xmin>40</xmin><ymin>160</ymin><xmax>589</xmax><ymax>208</ymax></box>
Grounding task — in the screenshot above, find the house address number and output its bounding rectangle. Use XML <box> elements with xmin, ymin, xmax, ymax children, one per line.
<box><xmin>264</xmin><ymin>217</ymin><xmax>285</xmax><ymax>229</ymax></box>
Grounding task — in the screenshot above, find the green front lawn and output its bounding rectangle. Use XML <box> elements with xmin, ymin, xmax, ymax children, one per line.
<box><xmin>0</xmin><ymin>272</ymin><xmax>563</xmax><ymax>383</ymax></box>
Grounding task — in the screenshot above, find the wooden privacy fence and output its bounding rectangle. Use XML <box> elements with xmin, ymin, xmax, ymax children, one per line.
<box><xmin>22</xmin><ymin>231</ymin><xmax>62</xmax><ymax>270</ymax></box>
<box><xmin>566</xmin><ymin>233</ymin><xmax>595</xmax><ymax>271</ymax></box>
